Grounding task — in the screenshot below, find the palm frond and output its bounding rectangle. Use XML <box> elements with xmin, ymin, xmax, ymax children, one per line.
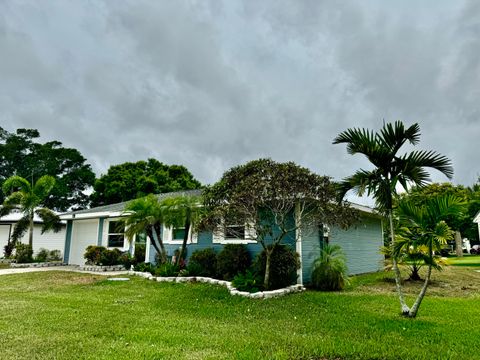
<box><xmin>35</xmin><ymin>208</ymin><xmax>63</xmax><ymax>233</ymax></box>
<box><xmin>2</xmin><ymin>176</ymin><xmax>31</xmax><ymax>195</ymax></box>
<box><xmin>33</xmin><ymin>175</ymin><xmax>56</xmax><ymax>200</ymax></box>
<box><xmin>0</xmin><ymin>203</ymin><xmax>18</xmax><ymax>217</ymax></box>
<box><xmin>11</xmin><ymin>215</ymin><xmax>30</xmax><ymax>241</ymax></box>
<box><xmin>398</xmin><ymin>150</ymin><xmax>454</xmax><ymax>181</ymax></box>
<box><xmin>378</xmin><ymin>121</ymin><xmax>421</xmax><ymax>151</ymax></box>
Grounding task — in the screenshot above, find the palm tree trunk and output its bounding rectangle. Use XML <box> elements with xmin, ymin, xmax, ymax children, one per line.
<box><xmin>29</xmin><ymin>210</ymin><xmax>34</xmax><ymax>248</ymax></box>
<box><xmin>389</xmin><ymin>210</ymin><xmax>410</xmax><ymax>314</ymax></box>
<box><xmin>408</xmin><ymin>262</ymin><xmax>432</xmax><ymax>318</ymax></box>
<box><xmin>454</xmin><ymin>230</ymin><xmax>463</xmax><ymax>257</ymax></box>
<box><xmin>177</xmin><ymin>219</ymin><xmax>190</xmax><ymax>267</ymax></box>
<box><xmin>153</xmin><ymin>224</ymin><xmax>167</xmax><ymax>264</ymax></box>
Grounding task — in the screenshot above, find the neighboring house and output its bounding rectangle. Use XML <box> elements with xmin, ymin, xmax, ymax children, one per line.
<box><xmin>60</xmin><ymin>190</ymin><xmax>384</xmax><ymax>285</ymax></box>
<box><xmin>474</xmin><ymin>211</ymin><xmax>480</xmax><ymax>242</ymax></box>
<box><xmin>0</xmin><ymin>212</ymin><xmax>66</xmax><ymax>257</ymax></box>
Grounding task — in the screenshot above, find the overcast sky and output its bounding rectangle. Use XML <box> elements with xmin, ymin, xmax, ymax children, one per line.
<box><xmin>1</xmin><ymin>1</ymin><xmax>479</xmax><ymax>205</ymax></box>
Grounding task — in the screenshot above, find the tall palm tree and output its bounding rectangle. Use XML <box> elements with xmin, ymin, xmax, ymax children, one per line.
<box><xmin>1</xmin><ymin>175</ymin><xmax>62</xmax><ymax>251</ymax></box>
<box><xmin>160</xmin><ymin>194</ymin><xmax>204</xmax><ymax>266</ymax></box>
<box><xmin>333</xmin><ymin>121</ymin><xmax>453</xmax><ymax>314</ymax></box>
<box><xmin>396</xmin><ymin>194</ymin><xmax>462</xmax><ymax>317</ymax></box>
<box><xmin>122</xmin><ymin>194</ymin><xmax>167</xmax><ymax>263</ymax></box>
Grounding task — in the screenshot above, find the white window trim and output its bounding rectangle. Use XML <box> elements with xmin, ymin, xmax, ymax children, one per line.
<box><xmin>212</xmin><ymin>222</ymin><xmax>257</xmax><ymax>245</ymax></box>
<box><xmin>162</xmin><ymin>224</ymin><xmax>198</xmax><ymax>244</ymax></box>
<box><xmin>105</xmin><ymin>218</ymin><xmax>127</xmax><ymax>250</ymax></box>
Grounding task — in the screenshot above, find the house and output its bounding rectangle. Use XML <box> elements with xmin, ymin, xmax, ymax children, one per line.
<box><xmin>474</xmin><ymin>210</ymin><xmax>480</xmax><ymax>242</ymax></box>
<box><xmin>0</xmin><ymin>211</ymin><xmax>66</xmax><ymax>257</ymax></box>
<box><xmin>60</xmin><ymin>190</ymin><xmax>384</xmax><ymax>284</ymax></box>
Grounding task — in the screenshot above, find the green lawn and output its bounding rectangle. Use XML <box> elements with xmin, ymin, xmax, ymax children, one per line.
<box><xmin>0</xmin><ymin>268</ymin><xmax>479</xmax><ymax>360</ymax></box>
<box><xmin>445</xmin><ymin>255</ymin><xmax>480</xmax><ymax>266</ymax></box>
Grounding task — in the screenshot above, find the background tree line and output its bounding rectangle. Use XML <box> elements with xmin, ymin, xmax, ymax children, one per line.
<box><xmin>0</xmin><ymin>127</ymin><xmax>202</xmax><ymax>211</ymax></box>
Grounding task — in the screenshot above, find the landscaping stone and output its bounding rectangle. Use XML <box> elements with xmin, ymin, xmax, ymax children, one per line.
<box><xmin>11</xmin><ymin>262</ymin><xmax>67</xmax><ymax>269</ymax></box>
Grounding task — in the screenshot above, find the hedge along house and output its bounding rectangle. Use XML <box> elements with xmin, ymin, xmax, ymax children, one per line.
<box><xmin>60</xmin><ymin>190</ymin><xmax>383</xmax><ymax>285</ymax></box>
<box><xmin>0</xmin><ymin>211</ymin><xmax>66</xmax><ymax>258</ymax></box>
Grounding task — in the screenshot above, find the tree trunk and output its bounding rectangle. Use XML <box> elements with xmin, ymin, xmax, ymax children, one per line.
<box><xmin>29</xmin><ymin>210</ymin><xmax>34</xmax><ymax>248</ymax></box>
<box><xmin>409</xmin><ymin>265</ymin><xmax>421</xmax><ymax>281</ymax></box>
<box><xmin>177</xmin><ymin>219</ymin><xmax>190</xmax><ymax>267</ymax></box>
<box><xmin>147</xmin><ymin>226</ymin><xmax>166</xmax><ymax>264</ymax></box>
<box><xmin>408</xmin><ymin>262</ymin><xmax>432</xmax><ymax>318</ymax></box>
<box><xmin>454</xmin><ymin>230</ymin><xmax>463</xmax><ymax>257</ymax></box>
<box><xmin>264</xmin><ymin>249</ymin><xmax>272</xmax><ymax>290</ymax></box>
<box><xmin>389</xmin><ymin>210</ymin><xmax>410</xmax><ymax>314</ymax></box>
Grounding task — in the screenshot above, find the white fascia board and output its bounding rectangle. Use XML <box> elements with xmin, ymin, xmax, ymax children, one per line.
<box><xmin>60</xmin><ymin>211</ymin><xmax>128</xmax><ymax>220</ymax></box>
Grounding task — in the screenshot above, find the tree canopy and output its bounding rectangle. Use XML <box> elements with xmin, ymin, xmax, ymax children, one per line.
<box><xmin>203</xmin><ymin>158</ymin><xmax>357</xmax><ymax>289</ymax></box>
<box><xmin>90</xmin><ymin>159</ymin><xmax>202</xmax><ymax>207</ymax></box>
<box><xmin>398</xmin><ymin>182</ymin><xmax>480</xmax><ymax>242</ymax></box>
<box><xmin>0</xmin><ymin>127</ymin><xmax>95</xmax><ymax>211</ymax></box>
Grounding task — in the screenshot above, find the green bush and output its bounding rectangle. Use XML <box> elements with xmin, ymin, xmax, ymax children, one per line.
<box><xmin>84</xmin><ymin>245</ymin><xmax>106</xmax><ymax>264</ymax></box>
<box><xmin>188</xmin><ymin>248</ymin><xmax>217</xmax><ymax>278</ymax></box>
<box><xmin>254</xmin><ymin>244</ymin><xmax>300</xmax><ymax>290</ymax></box>
<box><xmin>83</xmin><ymin>246</ymin><xmax>123</xmax><ymax>266</ymax></box>
<box><xmin>100</xmin><ymin>248</ymin><xmax>122</xmax><ymax>266</ymax></box>
<box><xmin>48</xmin><ymin>250</ymin><xmax>62</xmax><ymax>261</ymax></box>
<box><xmin>311</xmin><ymin>244</ymin><xmax>349</xmax><ymax>291</ymax></box>
<box><xmin>184</xmin><ymin>261</ymin><xmax>204</xmax><ymax>276</ymax></box>
<box><xmin>15</xmin><ymin>243</ymin><xmax>33</xmax><ymax>264</ymax></box>
<box><xmin>154</xmin><ymin>262</ymin><xmax>180</xmax><ymax>277</ymax></box>
<box><xmin>35</xmin><ymin>248</ymin><xmax>49</xmax><ymax>262</ymax></box>
<box><xmin>134</xmin><ymin>243</ymin><xmax>146</xmax><ymax>264</ymax></box>
<box><xmin>216</xmin><ymin>244</ymin><xmax>251</xmax><ymax>280</ymax></box>
<box><xmin>232</xmin><ymin>270</ymin><xmax>262</xmax><ymax>293</ymax></box>
<box><xmin>133</xmin><ymin>262</ymin><xmax>156</xmax><ymax>274</ymax></box>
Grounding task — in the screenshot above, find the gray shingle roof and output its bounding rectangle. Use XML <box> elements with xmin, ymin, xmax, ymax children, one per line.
<box><xmin>62</xmin><ymin>189</ymin><xmax>202</xmax><ymax>216</ymax></box>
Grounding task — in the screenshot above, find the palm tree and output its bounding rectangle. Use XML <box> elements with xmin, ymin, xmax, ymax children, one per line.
<box><xmin>122</xmin><ymin>194</ymin><xmax>167</xmax><ymax>263</ymax></box>
<box><xmin>333</xmin><ymin>121</ymin><xmax>453</xmax><ymax>315</ymax></box>
<box><xmin>1</xmin><ymin>175</ymin><xmax>62</xmax><ymax>251</ymax></box>
<box><xmin>160</xmin><ymin>194</ymin><xmax>204</xmax><ymax>266</ymax></box>
<box><xmin>396</xmin><ymin>194</ymin><xmax>462</xmax><ymax>317</ymax></box>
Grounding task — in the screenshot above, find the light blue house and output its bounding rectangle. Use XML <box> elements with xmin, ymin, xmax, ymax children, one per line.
<box><xmin>60</xmin><ymin>190</ymin><xmax>384</xmax><ymax>285</ymax></box>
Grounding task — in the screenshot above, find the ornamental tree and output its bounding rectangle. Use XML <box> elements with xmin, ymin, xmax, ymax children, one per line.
<box><xmin>203</xmin><ymin>158</ymin><xmax>356</xmax><ymax>290</ymax></box>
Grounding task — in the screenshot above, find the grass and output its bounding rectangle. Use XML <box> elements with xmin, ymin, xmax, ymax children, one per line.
<box><xmin>0</xmin><ymin>268</ymin><xmax>479</xmax><ymax>360</ymax></box>
<box><xmin>445</xmin><ymin>255</ymin><xmax>480</xmax><ymax>267</ymax></box>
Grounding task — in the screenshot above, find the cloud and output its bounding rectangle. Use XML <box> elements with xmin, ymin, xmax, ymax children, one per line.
<box><xmin>0</xmin><ymin>0</ymin><xmax>478</xmax><ymax>207</ymax></box>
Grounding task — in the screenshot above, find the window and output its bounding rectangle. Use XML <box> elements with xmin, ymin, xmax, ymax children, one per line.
<box><xmin>108</xmin><ymin>221</ymin><xmax>124</xmax><ymax>247</ymax></box>
<box><xmin>225</xmin><ymin>225</ymin><xmax>245</xmax><ymax>240</ymax></box>
<box><xmin>172</xmin><ymin>227</ymin><xmax>186</xmax><ymax>241</ymax></box>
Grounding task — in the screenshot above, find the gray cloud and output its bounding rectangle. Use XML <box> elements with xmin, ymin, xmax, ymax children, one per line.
<box><xmin>0</xmin><ymin>0</ymin><xmax>479</xmax><ymax>207</ymax></box>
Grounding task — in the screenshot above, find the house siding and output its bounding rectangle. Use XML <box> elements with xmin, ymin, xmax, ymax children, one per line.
<box><xmin>329</xmin><ymin>216</ymin><xmax>383</xmax><ymax>275</ymax></box>
<box><xmin>17</xmin><ymin>225</ymin><xmax>66</xmax><ymax>256</ymax></box>
<box><xmin>300</xmin><ymin>224</ymin><xmax>322</xmax><ymax>284</ymax></box>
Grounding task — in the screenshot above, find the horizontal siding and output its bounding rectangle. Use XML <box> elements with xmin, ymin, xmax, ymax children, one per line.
<box><xmin>329</xmin><ymin>216</ymin><xmax>383</xmax><ymax>275</ymax></box>
<box><xmin>17</xmin><ymin>225</ymin><xmax>66</xmax><ymax>256</ymax></box>
<box><xmin>301</xmin><ymin>224</ymin><xmax>322</xmax><ymax>284</ymax></box>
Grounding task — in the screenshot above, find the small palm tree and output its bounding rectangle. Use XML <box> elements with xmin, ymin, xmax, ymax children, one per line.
<box><xmin>396</xmin><ymin>194</ymin><xmax>463</xmax><ymax>317</ymax></box>
<box><xmin>333</xmin><ymin>121</ymin><xmax>453</xmax><ymax>314</ymax></box>
<box><xmin>160</xmin><ymin>195</ymin><xmax>204</xmax><ymax>266</ymax></box>
<box><xmin>311</xmin><ymin>244</ymin><xmax>349</xmax><ymax>291</ymax></box>
<box><xmin>1</xmin><ymin>175</ymin><xmax>62</xmax><ymax>252</ymax></box>
<box><xmin>122</xmin><ymin>194</ymin><xmax>167</xmax><ymax>263</ymax></box>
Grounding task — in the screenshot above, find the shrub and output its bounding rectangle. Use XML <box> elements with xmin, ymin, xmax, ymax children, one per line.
<box><xmin>100</xmin><ymin>248</ymin><xmax>122</xmax><ymax>266</ymax></box>
<box><xmin>48</xmin><ymin>250</ymin><xmax>62</xmax><ymax>261</ymax></box>
<box><xmin>35</xmin><ymin>248</ymin><xmax>49</xmax><ymax>262</ymax></box>
<box><xmin>184</xmin><ymin>261</ymin><xmax>204</xmax><ymax>276</ymax></box>
<box><xmin>83</xmin><ymin>246</ymin><xmax>123</xmax><ymax>266</ymax></box>
<box><xmin>4</xmin><ymin>241</ymin><xmax>15</xmax><ymax>258</ymax></box>
<box><xmin>84</xmin><ymin>245</ymin><xmax>106</xmax><ymax>265</ymax></box>
<box><xmin>119</xmin><ymin>252</ymin><xmax>135</xmax><ymax>269</ymax></box>
<box><xmin>254</xmin><ymin>244</ymin><xmax>300</xmax><ymax>290</ymax></box>
<box><xmin>216</xmin><ymin>244</ymin><xmax>251</xmax><ymax>280</ymax></box>
<box><xmin>133</xmin><ymin>262</ymin><xmax>156</xmax><ymax>274</ymax></box>
<box><xmin>15</xmin><ymin>243</ymin><xmax>33</xmax><ymax>264</ymax></box>
<box><xmin>188</xmin><ymin>248</ymin><xmax>217</xmax><ymax>278</ymax></box>
<box><xmin>232</xmin><ymin>270</ymin><xmax>262</xmax><ymax>293</ymax></box>
<box><xmin>311</xmin><ymin>244</ymin><xmax>349</xmax><ymax>291</ymax></box>
<box><xmin>154</xmin><ymin>262</ymin><xmax>180</xmax><ymax>277</ymax></box>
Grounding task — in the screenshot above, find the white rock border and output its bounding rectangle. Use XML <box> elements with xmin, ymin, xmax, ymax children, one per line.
<box><xmin>10</xmin><ymin>261</ymin><xmax>67</xmax><ymax>268</ymax></box>
<box><xmin>127</xmin><ymin>271</ymin><xmax>305</xmax><ymax>298</ymax></box>
<box><xmin>79</xmin><ymin>265</ymin><xmax>127</xmax><ymax>272</ymax></box>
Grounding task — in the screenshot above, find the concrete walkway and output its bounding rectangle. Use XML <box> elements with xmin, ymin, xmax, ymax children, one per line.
<box><xmin>0</xmin><ymin>266</ymin><xmax>130</xmax><ymax>276</ymax></box>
